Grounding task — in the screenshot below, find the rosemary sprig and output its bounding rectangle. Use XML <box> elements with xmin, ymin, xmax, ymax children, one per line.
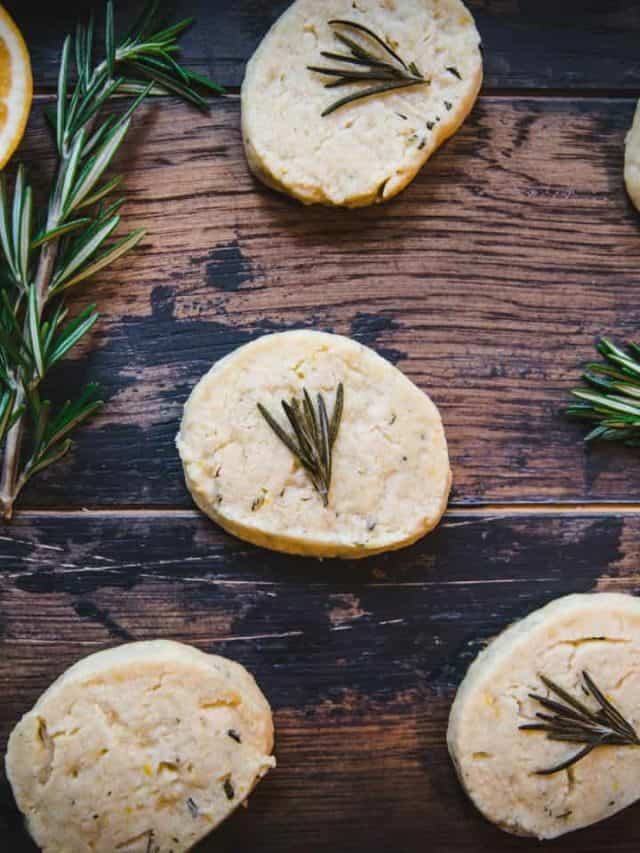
<box><xmin>308</xmin><ymin>19</ymin><xmax>429</xmax><ymax>117</ymax></box>
<box><xmin>257</xmin><ymin>383</ymin><xmax>344</xmax><ymax>506</ymax></box>
<box><xmin>0</xmin><ymin>2</ymin><xmax>222</xmax><ymax>519</ymax></box>
<box><xmin>567</xmin><ymin>338</ymin><xmax>640</xmax><ymax>446</ymax></box>
<box><xmin>520</xmin><ymin>671</ymin><xmax>640</xmax><ymax>775</ymax></box>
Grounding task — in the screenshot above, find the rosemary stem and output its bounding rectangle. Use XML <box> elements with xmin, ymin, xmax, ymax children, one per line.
<box><xmin>1</xmin><ymin>140</ymin><xmax>68</xmax><ymax>516</ymax></box>
<box><xmin>0</xmin><ymin>2</ymin><xmax>219</xmax><ymax>519</ymax></box>
<box><xmin>35</xmin><ymin>129</ymin><xmax>76</xmax><ymax>306</ymax></box>
<box><xmin>35</xmin><ymin>218</ymin><xmax>61</xmax><ymax>313</ymax></box>
<box><xmin>0</xmin><ymin>388</ymin><xmax>24</xmax><ymax>519</ymax></box>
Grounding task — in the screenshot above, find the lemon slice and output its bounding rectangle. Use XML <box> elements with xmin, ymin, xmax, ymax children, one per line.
<box><xmin>0</xmin><ymin>6</ymin><xmax>32</xmax><ymax>170</ymax></box>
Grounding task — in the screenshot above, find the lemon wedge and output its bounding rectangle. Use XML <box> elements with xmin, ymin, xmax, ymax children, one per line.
<box><xmin>0</xmin><ymin>6</ymin><xmax>32</xmax><ymax>170</ymax></box>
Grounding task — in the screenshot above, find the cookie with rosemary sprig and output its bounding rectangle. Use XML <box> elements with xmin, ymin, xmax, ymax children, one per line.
<box><xmin>176</xmin><ymin>330</ymin><xmax>451</xmax><ymax>558</ymax></box>
<box><xmin>241</xmin><ymin>0</ymin><xmax>482</xmax><ymax>207</ymax></box>
<box><xmin>447</xmin><ymin>593</ymin><xmax>640</xmax><ymax>839</ymax></box>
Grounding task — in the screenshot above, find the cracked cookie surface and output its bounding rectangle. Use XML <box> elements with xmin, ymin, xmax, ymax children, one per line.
<box><xmin>447</xmin><ymin>593</ymin><xmax>640</xmax><ymax>839</ymax></box>
<box><xmin>177</xmin><ymin>330</ymin><xmax>451</xmax><ymax>558</ymax></box>
<box><xmin>6</xmin><ymin>640</ymin><xmax>275</xmax><ymax>852</ymax></box>
<box><xmin>241</xmin><ymin>0</ymin><xmax>482</xmax><ymax>207</ymax></box>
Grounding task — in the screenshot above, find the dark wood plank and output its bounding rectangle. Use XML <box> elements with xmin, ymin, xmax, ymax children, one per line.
<box><xmin>7</xmin><ymin>95</ymin><xmax>640</xmax><ymax>509</ymax></box>
<box><xmin>0</xmin><ymin>510</ymin><xmax>638</xmax><ymax>851</ymax></box>
<box><xmin>9</xmin><ymin>0</ymin><xmax>640</xmax><ymax>92</ymax></box>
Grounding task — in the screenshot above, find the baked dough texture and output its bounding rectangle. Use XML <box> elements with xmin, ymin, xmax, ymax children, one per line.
<box><xmin>6</xmin><ymin>641</ymin><xmax>275</xmax><ymax>852</ymax></box>
<box><xmin>241</xmin><ymin>0</ymin><xmax>482</xmax><ymax>207</ymax></box>
<box><xmin>625</xmin><ymin>99</ymin><xmax>640</xmax><ymax>210</ymax></box>
<box><xmin>177</xmin><ymin>330</ymin><xmax>451</xmax><ymax>558</ymax></box>
<box><xmin>447</xmin><ymin>593</ymin><xmax>640</xmax><ymax>839</ymax></box>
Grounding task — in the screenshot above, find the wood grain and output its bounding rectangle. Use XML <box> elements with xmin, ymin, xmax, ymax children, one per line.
<box><xmin>3</xmin><ymin>4</ymin><xmax>640</xmax><ymax>851</ymax></box>
<box><xmin>10</xmin><ymin>0</ymin><xmax>640</xmax><ymax>92</ymax></box>
<box><xmin>0</xmin><ymin>510</ymin><xmax>638</xmax><ymax>851</ymax></box>
<box><xmin>7</xmin><ymin>95</ymin><xmax>640</xmax><ymax>508</ymax></box>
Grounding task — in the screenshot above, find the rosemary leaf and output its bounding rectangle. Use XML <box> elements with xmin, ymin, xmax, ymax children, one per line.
<box><xmin>47</xmin><ymin>306</ymin><xmax>99</xmax><ymax>367</ymax></box>
<box><xmin>59</xmin><ymin>129</ymin><xmax>87</xmax><ymax>212</ymax></box>
<box><xmin>0</xmin><ymin>389</ymin><xmax>17</xmax><ymax>442</ymax></box>
<box><xmin>30</xmin><ymin>394</ymin><xmax>50</xmax><ymax>453</ymax></box>
<box><xmin>56</xmin><ymin>37</ymin><xmax>71</xmax><ymax>153</ymax></box>
<box><xmin>11</xmin><ymin>166</ymin><xmax>26</xmax><ymax>274</ymax></box>
<box><xmin>309</xmin><ymin>19</ymin><xmax>429</xmax><ymax>116</ymax></box>
<box><xmin>258</xmin><ymin>383</ymin><xmax>345</xmax><ymax>507</ymax></box>
<box><xmin>18</xmin><ymin>186</ymin><xmax>32</xmax><ymax>284</ymax></box>
<box><xmin>567</xmin><ymin>337</ymin><xmax>640</xmax><ymax>445</ymax></box>
<box><xmin>329</xmin><ymin>381</ymin><xmax>344</xmax><ymax>445</ymax></box>
<box><xmin>105</xmin><ymin>1</ymin><xmax>116</xmax><ymax>76</ymax></box>
<box><xmin>65</xmin><ymin>121</ymin><xmax>131</xmax><ymax>212</ymax></box>
<box><xmin>183</xmin><ymin>68</ymin><xmax>226</xmax><ymax>95</ymax></box>
<box><xmin>0</xmin><ymin>177</ymin><xmax>18</xmax><ymax>281</ymax></box>
<box><xmin>0</xmin><ymin>1</ymin><xmax>222</xmax><ymax>519</ymax></box>
<box><xmin>51</xmin><ymin>216</ymin><xmax>120</xmax><ymax>290</ymax></box>
<box><xmin>307</xmin><ymin>66</ymin><xmax>400</xmax><ymax>82</ymax></box>
<box><xmin>329</xmin><ymin>19</ymin><xmax>408</xmax><ymax>69</ymax></box>
<box><xmin>128</xmin><ymin>58</ymin><xmax>209</xmax><ymax>109</ymax></box>
<box><xmin>31</xmin><ymin>219</ymin><xmax>92</xmax><ymax>249</ymax></box>
<box><xmin>27</xmin><ymin>286</ymin><xmax>45</xmax><ymax>379</ymax></box>
<box><xmin>26</xmin><ymin>438</ymin><xmax>73</xmax><ymax>480</ymax></box>
<box><xmin>319</xmin><ymin>50</ymin><xmax>391</xmax><ymax>69</ymax></box>
<box><xmin>520</xmin><ymin>671</ymin><xmax>640</xmax><ymax>775</ymax></box>
<box><xmin>322</xmin><ymin>81</ymin><xmax>427</xmax><ymax>117</ymax></box>
<box><xmin>75</xmin><ymin>175</ymin><xmax>123</xmax><ymax>210</ymax></box>
<box><xmin>41</xmin><ymin>301</ymin><xmax>68</xmax><ymax>354</ymax></box>
<box><xmin>44</xmin><ymin>392</ymin><xmax>103</xmax><ymax>450</ymax></box>
<box><xmin>150</xmin><ymin>18</ymin><xmax>196</xmax><ymax>46</ymax></box>
<box><xmin>58</xmin><ymin>229</ymin><xmax>146</xmax><ymax>292</ymax></box>
<box><xmin>128</xmin><ymin>0</ymin><xmax>161</xmax><ymax>42</ymax></box>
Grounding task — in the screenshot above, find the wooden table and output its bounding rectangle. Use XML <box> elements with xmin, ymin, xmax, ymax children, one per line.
<box><xmin>3</xmin><ymin>2</ymin><xmax>640</xmax><ymax>850</ymax></box>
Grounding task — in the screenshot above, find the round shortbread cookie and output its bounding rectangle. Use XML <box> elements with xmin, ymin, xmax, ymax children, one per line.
<box><xmin>447</xmin><ymin>593</ymin><xmax>640</xmax><ymax>839</ymax></box>
<box><xmin>241</xmin><ymin>0</ymin><xmax>482</xmax><ymax>207</ymax></box>
<box><xmin>6</xmin><ymin>641</ymin><xmax>275</xmax><ymax>852</ymax></box>
<box><xmin>177</xmin><ymin>330</ymin><xmax>451</xmax><ymax>558</ymax></box>
<box><xmin>625</xmin><ymin>99</ymin><xmax>640</xmax><ymax>210</ymax></box>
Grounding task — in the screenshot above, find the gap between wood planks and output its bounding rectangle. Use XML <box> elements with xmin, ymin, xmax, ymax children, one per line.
<box><xmin>9</xmin><ymin>503</ymin><xmax>640</xmax><ymax>519</ymax></box>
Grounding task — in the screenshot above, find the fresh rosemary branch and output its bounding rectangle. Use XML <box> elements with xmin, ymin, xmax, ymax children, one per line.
<box><xmin>520</xmin><ymin>671</ymin><xmax>639</xmax><ymax>775</ymax></box>
<box><xmin>308</xmin><ymin>19</ymin><xmax>429</xmax><ymax>117</ymax></box>
<box><xmin>567</xmin><ymin>338</ymin><xmax>640</xmax><ymax>446</ymax></box>
<box><xmin>257</xmin><ymin>383</ymin><xmax>344</xmax><ymax>507</ymax></box>
<box><xmin>0</xmin><ymin>1</ymin><xmax>222</xmax><ymax>519</ymax></box>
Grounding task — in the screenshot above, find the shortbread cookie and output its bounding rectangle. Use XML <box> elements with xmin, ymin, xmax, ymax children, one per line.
<box><xmin>6</xmin><ymin>641</ymin><xmax>275</xmax><ymax>852</ymax></box>
<box><xmin>447</xmin><ymin>593</ymin><xmax>640</xmax><ymax>839</ymax></box>
<box><xmin>241</xmin><ymin>0</ymin><xmax>482</xmax><ymax>207</ymax></box>
<box><xmin>625</xmin><ymin>100</ymin><xmax>640</xmax><ymax>210</ymax></box>
<box><xmin>177</xmin><ymin>330</ymin><xmax>451</xmax><ymax>558</ymax></box>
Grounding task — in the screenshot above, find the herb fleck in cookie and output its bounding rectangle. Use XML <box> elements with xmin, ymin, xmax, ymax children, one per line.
<box><xmin>447</xmin><ymin>593</ymin><xmax>640</xmax><ymax>839</ymax></box>
<box><xmin>6</xmin><ymin>641</ymin><xmax>275</xmax><ymax>852</ymax></box>
<box><xmin>177</xmin><ymin>330</ymin><xmax>451</xmax><ymax>558</ymax></box>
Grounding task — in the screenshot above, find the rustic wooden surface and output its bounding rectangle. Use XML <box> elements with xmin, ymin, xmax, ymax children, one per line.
<box><xmin>2</xmin><ymin>2</ymin><xmax>640</xmax><ymax>851</ymax></box>
<box><xmin>11</xmin><ymin>0</ymin><xmax>640</xmax><ymax>91</ymax></box>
